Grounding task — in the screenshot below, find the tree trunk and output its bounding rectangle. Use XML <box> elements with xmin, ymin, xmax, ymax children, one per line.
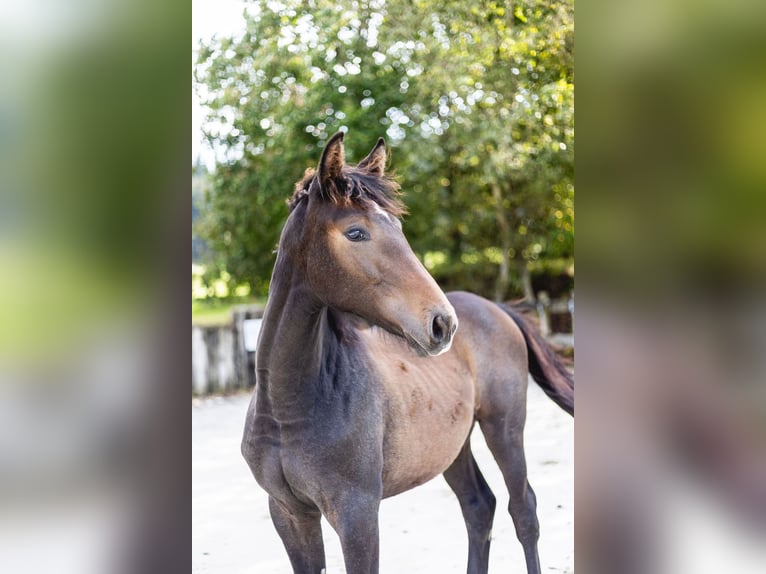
<box><xmin>518</xmin><ymin>259</ymin><xmax>534</xmax><ymax>302</ymax></box>
<box><xmin>492</xmin><ymin>183</ymin><xmax>512</xmax><ymax>302</ymax></box>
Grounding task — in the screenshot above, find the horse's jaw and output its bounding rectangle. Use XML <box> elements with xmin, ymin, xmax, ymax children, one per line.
<box><xmin>338</xmin><ymin>308</ymin><xmax>455</xmax><ymax>357</ymax></box>
<box><xmin>403</xmin><ymin>331</ymin><xmax>453</xmax><ymax>357</ymax></box>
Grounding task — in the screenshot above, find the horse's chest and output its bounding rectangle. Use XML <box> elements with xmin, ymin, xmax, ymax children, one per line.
<box><xmin>245</xmin><ymin>423</ymin><xmax>327</xmax><ymax>511</ymax></box>
<box><xmin>248</xmin><ymin>407</ymin><xmax>386</xmax><ymax>508</ymax></box>
<box><xmin>242</xmin><ymin>413</ymin><xmax>288</xmax><ymax>497</ymax></box>
<box><xmin>243</xmin><ymin>392</ymin><xmax>312</xmax><ymax>507</ymax></box>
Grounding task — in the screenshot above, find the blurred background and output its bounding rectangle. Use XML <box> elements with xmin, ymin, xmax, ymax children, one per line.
<box><xmin>577</xmin><ymin>0</ymin><xmax>766</xmax><ymax>572</ymax></box>
<box><xmin>0</xmin><ymin>1</ymin><xmax>188</xmax><ymax>573</ymax></box>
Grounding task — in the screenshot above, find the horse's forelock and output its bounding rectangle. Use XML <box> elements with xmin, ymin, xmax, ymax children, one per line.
<box><xmin>288</xmin><ymin>165</ymin><xmax>405</xmax><ymax>218</ymax></box>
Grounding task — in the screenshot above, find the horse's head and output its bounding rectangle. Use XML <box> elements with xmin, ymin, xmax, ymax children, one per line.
<box><xmin>286</xmin><ymin>131</ymin><xmax>457</xmax><ymax>356</ymax></box>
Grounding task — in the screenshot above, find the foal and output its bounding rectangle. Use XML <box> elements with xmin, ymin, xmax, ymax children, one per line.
<box><xmin>242</xmin><ymin>132</ymin><xmax>573</xmax><ymax>574</ymax></box>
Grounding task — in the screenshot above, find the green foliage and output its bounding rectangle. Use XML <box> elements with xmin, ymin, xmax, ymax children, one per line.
<box><xmin>195</xmin><ymin>0</ymin><xmax>573</xmax><ymax>300</ymax></box>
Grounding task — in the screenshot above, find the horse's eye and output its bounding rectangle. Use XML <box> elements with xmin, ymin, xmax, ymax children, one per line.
<box><xmin>344</xmin><ymin>227</ymin><xmax>369</xmax><ymax>242</ymax></box>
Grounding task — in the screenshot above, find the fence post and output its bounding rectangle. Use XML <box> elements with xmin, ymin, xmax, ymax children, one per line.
<box><xmin>536</xmin><ymin>291</ymin><xmax>551</xmax><ymax>338</ymax></box>
<box><xmin>232</xmin><ymin>305</ymin><xmax>263</xmax><ymax>390</ymax></box>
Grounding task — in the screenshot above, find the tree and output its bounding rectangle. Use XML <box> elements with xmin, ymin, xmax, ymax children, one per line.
<box><xmin>195</xmin><ymin>0</ymin><xmax>573</xmax><ymax>300</ymax></box>
<box><xmin>192</xmin><ymin>160</ymin><xmax>211</xmax><ymax>263</ymax></box>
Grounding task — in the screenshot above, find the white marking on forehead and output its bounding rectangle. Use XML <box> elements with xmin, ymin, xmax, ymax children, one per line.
<box><xmin>370</xmin><ymin>201</ymin><xmax>401</xmax><ymax>228</ymax></box>
<box><xmin>371</xmin><ymin>201</ymin><xmax>393</xmax><ymax>221</ymax></box>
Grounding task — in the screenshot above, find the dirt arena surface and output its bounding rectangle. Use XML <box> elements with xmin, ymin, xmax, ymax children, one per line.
<box><xmin>192</xmin><ymin>382</ymin><xmax>573</xmax><ymax>573</ymax></box>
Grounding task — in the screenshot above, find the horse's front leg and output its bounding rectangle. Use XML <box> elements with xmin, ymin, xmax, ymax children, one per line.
<box><xmin>268</xmin><ymin>497</ymin><xmax>326</xmax><ymax>574</ymax></box>
<box><xmin>328</xmin><ymin>491</ymin><xmax>381</xmax><ymax>574</ymax></box>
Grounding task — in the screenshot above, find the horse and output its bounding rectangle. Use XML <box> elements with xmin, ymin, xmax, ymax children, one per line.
<box><xmin>242</xmin><ymin>131</ymin><xmax>574</xmax><ymax>574</ymax></box>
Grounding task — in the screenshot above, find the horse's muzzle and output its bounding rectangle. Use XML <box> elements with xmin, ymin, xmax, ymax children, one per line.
<box><xmin>427</xmin><ymin>311</ymin><xmax>458</xmax><ymax>356</ymax></box>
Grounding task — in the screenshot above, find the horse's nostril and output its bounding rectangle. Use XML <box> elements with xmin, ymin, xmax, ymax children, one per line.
<box><xmin>431</xmin><ymin>313</ymin><xmax>449</xmax><ymax>344</ymax></box>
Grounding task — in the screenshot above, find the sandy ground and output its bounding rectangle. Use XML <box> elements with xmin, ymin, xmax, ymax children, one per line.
<box><xmin>192</xmin><ymin>381</ymin><xmax>573</xmax><ymax>573</ymax></box>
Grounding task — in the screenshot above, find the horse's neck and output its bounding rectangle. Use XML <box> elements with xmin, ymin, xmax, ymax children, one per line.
<box><xmin>256</xmin><ymin>275</ymin><xmax>332</xmax><ymax>417</ymax></box>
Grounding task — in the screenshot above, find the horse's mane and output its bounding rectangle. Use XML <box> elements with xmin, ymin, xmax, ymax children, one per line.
<box><xmin>288</xmin><ymin>165</ymin><xmax>406</xmax><ymax>218</ymax></box>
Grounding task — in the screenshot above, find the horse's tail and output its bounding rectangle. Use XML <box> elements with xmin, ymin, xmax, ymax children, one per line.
<box><xmin>498</xmin><ymin>303</ymin><xmax>574</xmax><ymax>416</ymax></box>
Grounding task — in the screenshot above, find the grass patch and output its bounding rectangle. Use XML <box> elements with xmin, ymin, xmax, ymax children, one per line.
<box><xmin>192</xmin><ymin>297</ymin><xmax>265</xmax><ymax>326</ymax></box>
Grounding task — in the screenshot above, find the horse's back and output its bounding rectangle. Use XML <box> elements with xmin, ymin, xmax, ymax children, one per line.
<box><xmin>446</xmin><ymin>291</ymin><xmax>527</xmax><ymax>363</ymax></box>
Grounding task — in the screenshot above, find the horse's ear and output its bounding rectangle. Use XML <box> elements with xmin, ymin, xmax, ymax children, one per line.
<box><xmin>357</xmin><ymin>137</ymin><xmax>387</xmax><ymax>176</ymax></box>
<box><xmin>317</xmin><ymin>131</ymin><xmax>345</xmax><ymax>184</ymax></box>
